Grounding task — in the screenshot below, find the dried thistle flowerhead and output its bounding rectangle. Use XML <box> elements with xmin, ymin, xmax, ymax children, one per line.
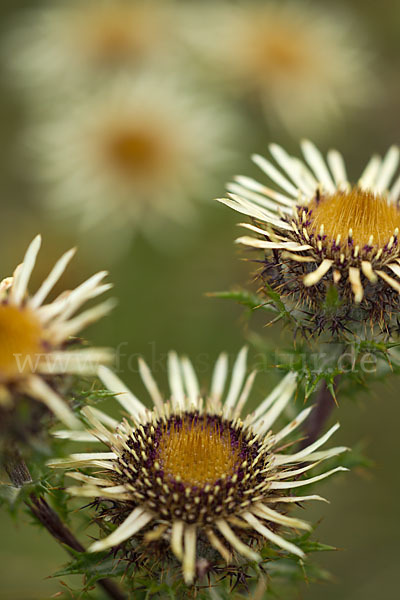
<box><xmin>219</xmin><ymin>141</ymin><xmax>400</xmax><ymax>335</ymax></box>
<box><xmin>50</xmin><ymin>348</ymin><xmax>346</xmax><ymax>584</ymax></box>
<box><xmin>0</xmin><ymin>235</ymin><xmax>113</xmax><ymax>428</ymax></box>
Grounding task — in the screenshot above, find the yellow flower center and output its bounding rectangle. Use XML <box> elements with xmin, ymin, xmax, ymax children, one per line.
<box><xmin>89</xmin><ymin>23</ymin><xmax>136</xmax><ymax>61</ymax></box>
<box><xmin>245</xmin><ymin>17</ymin><xmax>311</xmax><ymax>80</ymax></box>
<box><xmin>255</xmin><ymin>30</ymin><xmax>307</xmax><ymax>74</ymax></box>
<box><xmin>0</xmin><ymin>304</ymin><xmax>43</xmax><ymax>381</ymax></box>
<box><xmin>308</xmin><ymin>188</ymin><xmax>400</xmax><ymax>248</ymax></box>
<box><xmin>105</xmin><ymin>128</ymin><xmax>162</xmax><ymax>176</ymax></box>
<box><xmin>75</xmin><ymin>7</ymin><xmax>158</xmax><ymax>64</ymax></box>
<box><xmin>157</xmin><ymin>417</ymin><xmax>242</xmax><ymax>487</ymax></box>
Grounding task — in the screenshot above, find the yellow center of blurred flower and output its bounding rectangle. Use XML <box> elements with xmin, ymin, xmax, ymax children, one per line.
<box><xmin>90</xmin><ymin>25</ymin><xmax>136</xmax><ymax>61</ymax></box>
<box><xmin>308</xmin><ymin>188</ymin><xmax>400</xmax><ymax>248</ymax></box>
<box><xmin>245</xmin><ymin>18</ymin><xmax>311</xmax><ymax>81</ymax></box>
<box><xmin>106</xmin><ymin>129</ymin><xmax>162</xmax><ymax>176</ymax></box>
<box><xmin>157</xmin><ymin>417</ymin><xmax>241</xmax><ymax>487</ymax></box>
<box><xmin>76</xmin><ymin>7</ymin><xmax>156</xmax><ymax>64</ymax></box>
<box><xmin>0</xmin><ymin>304</ymin><xmax>43</xmax><ymax>381</ymax></box>
<box><xmin>255</xmin><ymin>31</ymin><xmax>306</xmax><ymax>74</ymax></box>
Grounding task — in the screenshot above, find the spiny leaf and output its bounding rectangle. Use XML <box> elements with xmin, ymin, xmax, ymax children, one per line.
<box><xmin>293</xmin><ymin>531</ymin><xmax>337</xmax><ymax>554</ymax></box>
<box><xmin>323</xmin><ymin>284</ymin><xmax>342</xmax><ymax>311</ymax></box>
<box><xmin>207</xmin><ymin>289</ymin><xmax>277</xmax><ymax>313</ymax></box>
<box><xmin>0</xmin><ymin>483</ymin><xmax>21</xmax><ymax>506</ymax></box>
<box><xmin>52</xmin><ymin>548</ymin><xmax>126</xmax><ymax>585</ymax></box>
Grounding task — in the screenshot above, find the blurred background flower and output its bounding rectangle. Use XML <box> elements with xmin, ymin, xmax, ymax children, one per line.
<box><xmin>29</xmin><ymin>75</ymin><xmax>233</xmax><ymax>255</ymax></box>
<box><xmin>0</xmin><ymin>0</ymin><xmax>399</xmax><ymax>598</ymax></box>
<box><xmin>4</xmin><ymin>0</ymin><xmax>184</xmax><ymax>94</ymax></box>
<box><xmin>184</xmin><ymin>0</ymin><xmax>373</xmax><ymax>135</ymax></box>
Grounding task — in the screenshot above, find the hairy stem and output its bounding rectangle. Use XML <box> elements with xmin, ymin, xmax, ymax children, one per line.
<box><xmin>5</xmin><ymin>450</ymin><xmax>126</xmax><ymax>600</ymax></box>
<box><xmin>27</xmin><ymin>495</ymin><xmax>126</xmax><ymax>600</ymax></box>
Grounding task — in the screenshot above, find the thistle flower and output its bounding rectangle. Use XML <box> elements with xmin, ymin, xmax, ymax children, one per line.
<box><xmin>33</xmin><ymin>77</ymin><xmax>230</xmax><ymax>247</ymax></box>
<box><xmin>0</xmin><ymin>235</ymin><xmax>113</xmax><ymax>428</ymax></box>
<box><xmin>50</xmin><ymin>348</ymin><xmax>346</xmax><ymax>584</ymax></box>
<box><xmin>193</xmin><ymin>1</ymin><xmax>371</xmax><ymax>133</ymax></box>
<box><xmin>219</xmin><ymin>141</ymin><xmax>400</xmax><ymax>333</ymax></box>
<box><xmin>5</xmin><ymin>0</ymin><xmax>179</xmax><ymax>92</ymax></box>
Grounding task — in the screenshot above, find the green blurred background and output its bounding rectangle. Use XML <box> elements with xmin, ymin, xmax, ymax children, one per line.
<box><xmin>0</xmin><ymin>0</ymin><xmax>399</xmax><ymax>598</ymax></box>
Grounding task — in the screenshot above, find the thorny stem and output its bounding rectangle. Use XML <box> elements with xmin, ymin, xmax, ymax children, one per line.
<box><xmin>5</xmin><ymin>450</ymin><xmax>126</xmax><ymax>600</ymax></box>
<box><xmin>299</xmin><ymin>377</ymin><xmax>338</xmax><ymax>450</ymax></box>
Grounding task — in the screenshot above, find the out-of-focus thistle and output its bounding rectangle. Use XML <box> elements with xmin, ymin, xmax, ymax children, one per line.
<box><xmin>0</xmin><ymin>235</ymin><xmax>113</xmax><ymax>429</ymax></box>
<box><xmin>219</xmin><ymin>141</ymin><xmax>400</xmax><ymax>335</ymax></box>
<box><xmin>49</xmin><ymin>348</ymin><xmax>347</xmax><ymax>585</ymax></box>
<box><xmin>31</xmin><ymin>77</ymin><xmax>231</xmax><ymax>249</ymax></box>
<box><xmin>4</xmin><ymin>0</ymin><xmax>182</xmax><ymax>93</ymax></box>
<box><xmin>190</xmin><ymin>0</ymin><xmax>372</xmax><ymax>134</ymax></box>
